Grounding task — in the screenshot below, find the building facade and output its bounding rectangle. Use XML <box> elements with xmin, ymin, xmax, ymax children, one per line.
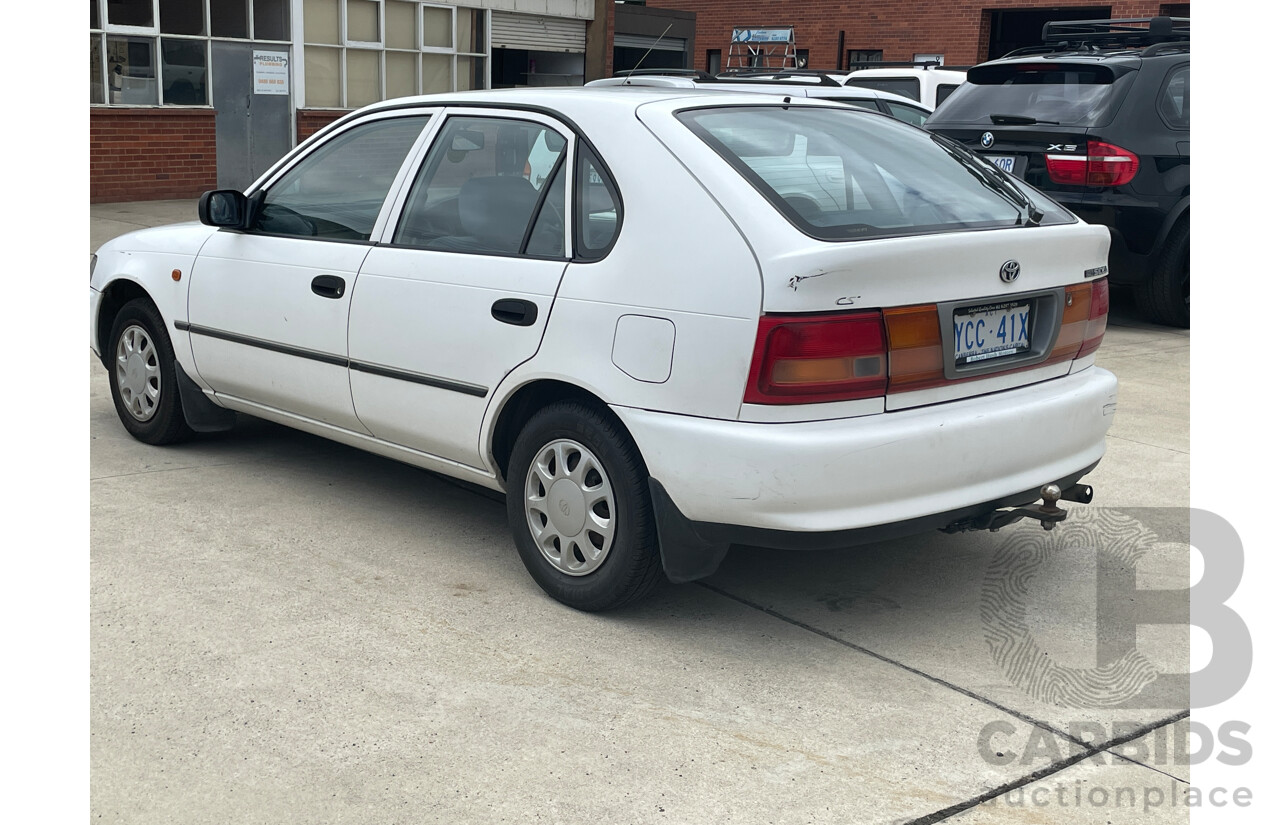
<box><xmin>90</xmin><ymin>0</ymin><xmax>597</xmax><ymax>202</ymax></box>
<box><xmin>639</xmin><ymin>1</ymin><xmax>1189</xmax><ymax>75</ymax></box>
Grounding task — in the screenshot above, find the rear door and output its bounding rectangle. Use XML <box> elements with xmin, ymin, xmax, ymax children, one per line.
<box><xmin>348</xmin><ymin>110</ymin><xmax>573</xmax><ymax>468</ymax></box>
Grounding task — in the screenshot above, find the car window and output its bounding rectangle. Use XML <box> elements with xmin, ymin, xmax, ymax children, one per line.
<box><xmin>935</xmin><ymin>83</ymin><xmax>960</xmax><ymax>104</ymax></box>
<box><xmin>253</xmin><ymin>116</ymin><xmax>430</xmax><ymax>241</ymax></box>
<box><xmin>883</xmin><ymin>101</ymin><xmax>929</xmax><ymax>127</ymax></box>
<box><xmin>1158</xmin><ymin>66</ymin><xmax>1189</xmax><ymax>130</ymax></box>
<box><xmin>817</xmin><ymin>95</ymin><xmax>880</xmax><ymax>112</ymax></box>
<box><xmin>393</xmin><ymin>116</ymin><xmax>568</xmax><ymax>255</ymax></box>
<box><xmin>680</xmin><ymin>105</ymin><xmax>1072</xmax><ymax>242</ymax></box>
<box><xmin>845</xmin><ymin>77</ymin><xmax>921</xmax><ymax>101</ymax></box>
<box><xmin>575</xmin><ymin>146</ymin><xmax>621</xmax><ymax>258</ymax></box>
<box><xmin>525</xmin><ymin>161</ymin><xmax>567</xmax><ymax>258</ymax></box>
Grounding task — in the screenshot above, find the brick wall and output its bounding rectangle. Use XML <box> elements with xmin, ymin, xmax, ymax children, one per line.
<box><xmin>298</xmin><ymin>109</ymin><xmax>349</xmax><ymax>143</ymax></box>
<box><xmin>648</xmin><ymin>1</ymin><xmax>1177</xmax><ymax>71</ymax></box>
<box><xmin>90</xmin><ymin>108</ymin><xmax>217</xmax><ymax>203</ymax></box>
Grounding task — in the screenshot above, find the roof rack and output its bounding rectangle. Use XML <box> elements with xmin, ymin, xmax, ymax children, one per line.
<box><xmin>846</xmin><ymin>60</ymin><xmax>943</xmax><ymax>70</ymax></box>
<box><xmin>612</xmin><ymin>68</ymin><xmax>715</xmax><ymax>81</ymax></box>
<box><xmin>713</xmin><ymin>69</ymin><xmax>843</xmax><ymax>86</ymax></box>
<box><xmin>1041</xmin><ymin>16</ymin><xmax>1188</xmax><ymax>48</ymax></box>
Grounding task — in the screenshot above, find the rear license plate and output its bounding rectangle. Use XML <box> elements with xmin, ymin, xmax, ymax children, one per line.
<box><xmin>985</xmin><ymin>155</ymin><xmax>1016</xmax><ymax>173</ymax></box>
<box><xmin>954</xmin><ymin>301</ymin><xmax>1030</xmax><ymax>365</ymax></box>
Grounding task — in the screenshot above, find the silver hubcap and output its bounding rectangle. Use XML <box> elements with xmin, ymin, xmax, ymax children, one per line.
<box><xmin>524</xmin><ymin>439</ymin><xmax>616</xmax><ymax>576</ymax></box>
<box><xmin>115</xmin><ymin>324</ymin><xmax>161</xmax><ymax>422</ymax></box>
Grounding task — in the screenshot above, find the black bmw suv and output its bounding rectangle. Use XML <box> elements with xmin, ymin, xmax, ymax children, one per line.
<box><xmin>926</xmin><ymin>17</ymin><xmax>1190</xmax><ymax>326</ymax></box>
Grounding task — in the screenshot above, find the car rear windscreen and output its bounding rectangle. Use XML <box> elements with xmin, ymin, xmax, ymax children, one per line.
<box><xmin>678</xmin><ymin>106</ymin><xmax>1072</xmax><ymax>242</ymax></box>
<box><xmin>928</xmin><ymin>63</ymin><xmax>1135</xmax><ymax>127</ymax></box>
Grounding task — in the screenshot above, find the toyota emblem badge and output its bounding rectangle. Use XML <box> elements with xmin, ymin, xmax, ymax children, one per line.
<box><xmin>999</xmin><ymin>260</ymin><xmax>1021</xmax><ymax>283</ymax></box>
<box><xmin>980</xmin><ymin>132</ymin><xmax>995</xmax><ymax>148</ymax></box>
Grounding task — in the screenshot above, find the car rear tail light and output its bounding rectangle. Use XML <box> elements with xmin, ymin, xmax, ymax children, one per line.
<box><xmin>744</xmin><ymin>312</ymin><xmax>887</xmax><ymax>404</ymax></box>
<box><xmin>1050</xmin><ymin>278</ymin><xmax>1109</xmax><ymax>362</ymax></box>
<box><xmin>1044</xmin><ymin>140</ymin><xmax>1139</xmax><ymax>186</ymax></box>
<box><xmin>884</xmin><ymin>305</ymin><xmax>944</xmax><ymax>393</ymax></box>
<box><xmin>1077</xmin><ymin>277</ymin><xmax>1109</xmax><ymax>358</ymax></box>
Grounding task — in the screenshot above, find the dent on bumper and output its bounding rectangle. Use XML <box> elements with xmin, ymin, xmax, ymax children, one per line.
<box><xmin>614</xmin><ymin>366</ymin><xmax>1118</xmax><ymax>535</ymax></box>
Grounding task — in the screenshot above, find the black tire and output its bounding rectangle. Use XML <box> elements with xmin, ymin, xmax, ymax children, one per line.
<box><xmin>1135</xmin><ymin>219</ymin><xmax>1189</xmax><ymax>328</ymax></box>
<box><xmin>505</xmin><ymin>401</ymin><xmax>663</xmax><ymax>611</ymax></box>
<box><xmin>106</xmin><ymin>298</ymin><xmax>194</xmax><ymax>445</ymax></box>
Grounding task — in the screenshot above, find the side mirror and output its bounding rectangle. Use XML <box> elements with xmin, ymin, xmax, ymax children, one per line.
<box><xmin>198</xmin><ymin>189</ymin><xmax>248</xmax><ymax>228</ymax></box>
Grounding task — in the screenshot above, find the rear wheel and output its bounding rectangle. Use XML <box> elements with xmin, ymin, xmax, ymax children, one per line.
<box><xmin>506</xmin><ymin>401</ymin><xmax>662</xmax><ymax>611</ymax></box>
<box><xmin>1136</xmin><ymin>219</ymin><xmax>1189</xmax><ymax>328</ymax></box>
<box><xmin>107</xmin><ymin>299</ymin><xmax>193</xmax><ymax>445</ymax></box>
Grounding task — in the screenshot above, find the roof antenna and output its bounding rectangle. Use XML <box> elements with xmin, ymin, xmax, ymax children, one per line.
<box><xmin>623</xmin><ymin>23</ymin><xmax>675</xmax><ymax>83</ymax></box>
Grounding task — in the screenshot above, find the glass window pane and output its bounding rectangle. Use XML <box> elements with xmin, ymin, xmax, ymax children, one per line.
<box><xmin>253</xmin><ymin>0</ymin><xmax>289</xmax><ymax>41</ymax></box>
<box><xmin>385</xmin><ymin>1</ymin><xmax>416</xmax><ymax>50</ymax></box>
<box><xmin>304</xmin><ymin>45</ymin><xmax>341</xmax><ymax>106</ymax></box>
<box><xmin>106</xmin><ymin>0</ymin><xmax>152</xmax><ymax>28</ymax></box>
<box><xmin>91</xmin><ymin>1</ymin><xmax>100</xmax><ymax>29</ymax></box>
<box><xmin>422</xmin><ymin>5</ymin><xmax>452</xmax><ymax>49</ymax></box>
<box><xmin>304</xmin><ymin>0</ymin><xmax>340</xmax><ymax>44</ymax></box>
<box><xmin>161</xmin><ymin>38</ymin><xmax>207</xmax><ymax>105</ymax></box>
<box><xmin>386</xmin><ymin>51</ymin><xmax>416</xmax><ymax>99</ymax></box>
<box><xmin>421</xmin><ymin>52</ymin><xmax>450</xmax><ymax>93</ymax></box>
<box><xmin>211</xmin><ymin>0</ymin><xmax>249</xmax><ymax>38</ymax></box>
<box><xmin>90</xmin><ymin>35</ymin><xmax>105</xmax><ymax>104</ymax></box>
<box><xmin>160</xmin><ymin>0</ymin><xmax>204</xmax><ymax>35</ymax></box>
<box><xmin>456</xmin><ymin>56</ymin><xmax>484</xmax><ymax>91</ymax></box>
<box><xmin>575</xmin><ymin>147</ymin><xmax>620</xmax><ymax>256</ymax></box>
<box><xmin>525</xmin><ymin>159</ymin><xmax>567</xmax><ymax>257</ymax></box>
<box><xmin>106</xmin><ymin>35</ymin><xmax>158</xmax><ymax>104</ymax></box>
<box><xmin>347</xmin><ymin>0</ymin><xmax>379</xmax><ymax>43</ymax></box>
<box><xmin>456</xmin><ymin>8</ymin><xmax>484</xmax><ymax>54</ymax></box>
<box><xmin>257</xmin><ymin>116</ymin><xmax>431</xmax><ymax>240</ymax></box>
<box><xmin>395</xmin><ymin>118</ymin><xmax>565</xmax><ymax>254</ymax></box>
<box><xmin>346</xmin><ymin>49</ymin><xmax>380</xmax><ymax>107</ymax></box>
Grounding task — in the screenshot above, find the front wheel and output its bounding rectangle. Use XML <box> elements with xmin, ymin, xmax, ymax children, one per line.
<box><xmin>107</xmin><ymin>299</ymin><xmax>193</xmax><ymax>445</ymax></box>
<box><xmin>506</xmin><ymin>402</ymin><xmax>663</xmax><ymax>611</ymax></box>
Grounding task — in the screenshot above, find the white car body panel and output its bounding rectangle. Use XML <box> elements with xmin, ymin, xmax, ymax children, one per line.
<box><xmin>187</xmin><ymin>231</ymin><xmax>374</xmax><ymax>432</ymax></box>
<box><xmin>842</xmin><ymin>68</ymin><xmax>969</xmax><ymax>108</ymax></box>
<box><xmin>615</xmin><ymin>365</ymin><xmax>1116</xmax><ymax>532</ymax></box>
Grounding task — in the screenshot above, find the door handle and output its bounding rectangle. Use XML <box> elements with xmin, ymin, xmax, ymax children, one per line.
<box><xmin>311</xmin><ymin>274</ymin><xmax>346</xmax><ymax>299</ymax></box>
<box><xmin>491</xmin><ymin>298</ymin><xmax>538</xmax><ymax>327</ymax></box>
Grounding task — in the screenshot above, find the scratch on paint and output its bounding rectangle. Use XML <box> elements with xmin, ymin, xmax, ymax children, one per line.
<box><xmin>788</xmin><ymin>270</ymin><xmax>830</xmax><ymax>291</ymax></box>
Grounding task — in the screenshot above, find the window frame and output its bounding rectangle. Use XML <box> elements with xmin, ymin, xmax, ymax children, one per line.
<box><xmin>1156</xmin><ymin>63</ymin><xmax>1190</xmax><ymax>131</ymax></box>
<box><xmin>244</xmin><ymin>110</ymin><xmax>438</xmax><ymax>244</ymax></box>
<box><xmin>572</xmin><ymin>142</ymin><xmax>624</xmax><ymax>262</ymax></box>
<box><xmin>383</xmin><ymin>110</ymin><xmax>576</xmax><ymax>260</ymax></box>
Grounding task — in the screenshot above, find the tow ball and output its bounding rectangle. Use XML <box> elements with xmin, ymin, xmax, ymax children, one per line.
<box><xmin>943</xmin><ymin>483</ymin><xmax>1094</xmax><ymax>534</ymax></box>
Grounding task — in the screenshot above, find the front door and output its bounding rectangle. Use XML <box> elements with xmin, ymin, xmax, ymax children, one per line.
<box><xmin>187</xmin><ymin>113</ymin><xmax>434</xmax><ymax>430</ymax></box>
<box><xmin>211</xmin><ymin>41</ymin><xmax>293</xmax><ymax>190</ymax></box>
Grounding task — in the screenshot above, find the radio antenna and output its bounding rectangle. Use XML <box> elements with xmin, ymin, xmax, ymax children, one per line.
<box><xmin>623</xmin><ymin>24</ymin><xmax>675</xmax><ymax>82</ymax></box>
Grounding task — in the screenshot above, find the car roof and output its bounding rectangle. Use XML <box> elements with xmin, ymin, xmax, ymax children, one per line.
<box><xmin>843</xmin><ymin>67</ymin><xmax>968</xmax><ymax>82</ymax></box>
<box><xmin>584</xmin><ymin>75</ymin><xmax>928</xmax><ymax>109</ymax></box>
<box><xmin>345</xmin><ymin>86</ymin><xmax>869</xmax><ymax>125</ymax></box>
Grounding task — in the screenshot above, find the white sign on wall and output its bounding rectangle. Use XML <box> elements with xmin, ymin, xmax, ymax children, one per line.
<box><xmin>253</xmin><ymin>51</ymin><xmax>289</xmax><ymax>95</ymax></box>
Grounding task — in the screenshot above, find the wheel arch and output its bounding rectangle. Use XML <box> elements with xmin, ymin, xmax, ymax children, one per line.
<box><xmin>488</xmin><ymin>379</ymin><xmax>630</xmax><ymax>486</ymax></box>
<box><xmin>96</xmin><ymin>278</ymin><xmax>158</xmax><ymax>369</ymax></box>
<box><xmin>1148</xmin><ymin>197</ymin><xmax>1189</xmax><ymax>272</ymax></box>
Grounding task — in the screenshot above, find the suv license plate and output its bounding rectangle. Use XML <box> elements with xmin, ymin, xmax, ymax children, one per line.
<box><xmin>985</xmin><ymin>155</ymin><xmax>1016</xmax><ymax>173</ymax></box>
<box><xmin>954</xmin><ymin>301</ymin><xmax>1030</xmax><ymax>365</ymax></box>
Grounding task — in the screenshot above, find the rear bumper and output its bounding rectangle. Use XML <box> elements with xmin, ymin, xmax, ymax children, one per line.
<box><xmin>613</xmin><ymin>366</ymin><xmax>1118</xmax><ymax>580</ymax></box>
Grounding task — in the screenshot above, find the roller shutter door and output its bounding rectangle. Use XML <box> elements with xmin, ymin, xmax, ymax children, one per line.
<box><xmin>491</xmin><ymin>12</ymin><xmax>588</xmax><ymax>53</ymax></box>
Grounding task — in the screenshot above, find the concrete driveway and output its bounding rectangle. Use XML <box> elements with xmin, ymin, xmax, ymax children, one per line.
<box><xmin>91</xmin><ymin>200</ymin><xmax>1192</xmax><ymax>823</ymax></box>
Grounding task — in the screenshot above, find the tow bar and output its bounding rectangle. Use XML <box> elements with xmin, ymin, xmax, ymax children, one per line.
<box><xmin>942</xmin><ymin>483</ymin><xmax>1094</xmax><ymax>534</ymax></box>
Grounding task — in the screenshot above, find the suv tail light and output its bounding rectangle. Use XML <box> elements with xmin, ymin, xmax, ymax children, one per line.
<box><xmin>745</xmin><ymin>312</ymin><xmax>887</xmax><ymax>404</ymax></box>
<box><xmin>1044</xmin><ymin>140</ymin><xmax>1139</xmax><ymax>186</ymax></box>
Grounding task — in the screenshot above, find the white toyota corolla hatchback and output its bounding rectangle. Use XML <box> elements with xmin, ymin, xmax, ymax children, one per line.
<box><xmin>90</xmin><ymin>88</ymin><xmax>1117</xmax><ymax>611</ymax></box>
